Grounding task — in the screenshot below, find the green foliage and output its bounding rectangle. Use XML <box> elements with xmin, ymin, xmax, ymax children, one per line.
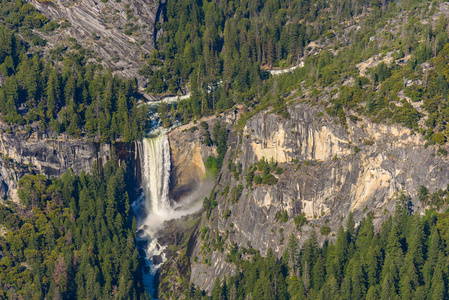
<box><xmin>320</xmin><ymin>225</ymin><xmax>331</xmax><ymax>236</ymax></box>
<box><xmin>201</xmin><ymin>121</ymin><xmax>213</xmax><ymax>146</ymax></box>
<box><xmin>205</xmin><ymin>193</ymin><xmax>449</xmax><ymax>300</ymax></box>
<box><xmin>0</xmin><ymin>25</ymin><xmax>147</xmax><ymax>142</ymax></box>
<box><xmin>432</xmin><ymin>132</ymin><xmax>446</xmax><ymax>145</ymax></box>
<box><xmin>18</xmin><ymin>174</ymin><xmax>47</xmax><ymax>209</ymax></box>
<box><xmin>0</xmin><ymin>162</ymin><xmax>147</xmax><ymax>299</ymax></box>
<box><xmin>417</xmin><ymin>184</ymin><xmax>449</xmax><ymax>209</ymax></box>
<box><xmin>276</xmin><ymin>210</ymin><xmax>289</xmax><ymax>223</ymax></box>
<box><xmin>204</xmin><ymin>122</ymin><xmax>228</xmax><ymax>178</ymax></box>
<box><xmin>293</xmin><ymin>213</ymin><xmax>308</xmax><ymax>231</ymax></box>
<box><xmin>230</xmin><ymin>184</ymin><xmax>243</xmax><ymax>204</ymax></box>
<box><xmin>212</xmin><ymin>122</ymin><xmax>228</xmax><ymax>167</ymax></box>
<box><xmin>371</xmin><ymin>62</ymin><xmax>391</xmax><ymax>83</ymax></box>
<box><xmin>141</xmin><ymin>0</ymin><xmax>364</xmax><ymax>125</ymax></box>
<box><xmin>223</xmin><ymin>208</ymin><xmax>231</xmax><ymax>219</ymax></box>
<box><xmin>205</xmin><ymin>156</ymin><xmax>219</xmax><ymax>178</ymax></box>
<box><xmin>246</xmin><ymin>158</ymin><xmax>280</xmax><ymax>186</ymax></box>
<box><xmin>262</xmin><ymin>173</ymin><xmax>278</xmax><ymax>185</ymax></box>
<box><xmin>0</xmin><ymin>204</ymin><xmax>21</xmax><ymax>229</ymax></box>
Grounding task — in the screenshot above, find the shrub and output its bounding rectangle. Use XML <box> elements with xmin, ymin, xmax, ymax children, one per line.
<box><xmin>205</xmin><ymin>156</ymin><xmax>219</xmax><ymax>177</ymax></box>
<box><xmin>262</xmin><ymin>174</ymin><xmax>278</xmax><ymax>185</ymax></box>
<box><xmin>294</xmin><ymin>213</ymin><xmax>308</xmax><ymax>230</ymax></box>
<box><xmin>281</xmin><ymin>211</ymin><xmax>289</xmax><ymax>223</ymax></box>
<box><xmin>230</xmin><ymin>185</ymin><xmax>244</xmax><ymax>203</ymax></box>
<box><xmin>432</xmin><ymin>132</ymin><xmax>447</xmax><ymax>145</ymax></box>
<box><xmin>321</xmin><ymin>226</ymin><xmax>331</xmax><ymax>236</ymax></box>
<box><xmin>254</xmin><ymin>175</ymin><xmax>262</xmax><ymax>185</ymax></box>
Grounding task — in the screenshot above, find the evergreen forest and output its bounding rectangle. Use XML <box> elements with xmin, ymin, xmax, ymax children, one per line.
<box><xmin>0</xmin><ymin>160</ymin><xmax>148</xmax><ymax>299</ymax></box>
<box><xmin>190</xmin><ymin>196</ymin><xmax>449</xmax><ymax>300</ymax></box>
<box><xmin>1</xmin><ymin>0</ymin><xmax>449</xmax><ymax>299</ymax></box>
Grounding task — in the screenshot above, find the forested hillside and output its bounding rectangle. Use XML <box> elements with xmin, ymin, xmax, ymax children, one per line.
<box><xmin>0</xmin><ymin>26</ymin><xmax>147</xmax><ymax>141</ymax></box>
<box><xmin>0</xmin><ymin>0</ymin><xmax>148</xmax><ymax>142</ymax></box>
<box><xmin>186</xmin><ymin>195</ymin><xmax>449</xmax><ymax>300</ymax></box>
<box><xmin>2</xmin><ymin>0</ymin><xmax>449</xmax><ymax>299</ymax></box>
<box><xmin>0</xmin><ymin>160</ymin><xmax>148</xmax><ymax>299</ymax></box>
<box><xmin>1</xmin><ymin>0</ymin><xmax>449</xmax><ymax>146</ymax></box>
<box><xmin>146</xmin><ymin>0</ymin><xmax>449</xmax><ymax>148</ymax></box>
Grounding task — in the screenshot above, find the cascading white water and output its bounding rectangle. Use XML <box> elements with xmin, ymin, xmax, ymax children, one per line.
<box><xmin>139</xmin><ymin>135</ymin><xmax>171</xmax><ymax>215</ymax></box>
<box><xmin>134</xmin><ymin>131</ymin><xmax>211</xmax><ymax>298</ymax></box>
<box><xmin>134</xmin><ymin>134</ymin><xmax>172</xmax><ymax>298</ymax></box>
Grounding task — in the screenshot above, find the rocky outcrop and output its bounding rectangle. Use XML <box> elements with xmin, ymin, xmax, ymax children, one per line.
<box><xmin>30</xmin><ymin>0</ymin><xmax>160</xmax><ymax>85</ymax></box>
<box><xmin>168</xmin><ymin>125</ymin><xmax>216</xmax><ymax>202</ymax></box>
<box><xmin>0</xmin><ymin>125</ymin><xmax>111</xmax><ymax>202</ymax></box>
<box><xmin>155</xmin><ymin>212</ymin><xmax>202</xmax><ymax>299</ymax></box>
<box><xmin>168</xmin><ymin>110</ymin><xmax>238</xmax><ymax>201</ymax></box>
<box><xmin>186</xmin><ymin>102</ymin><xmax>449</xmax><ymax>293</ymax></box>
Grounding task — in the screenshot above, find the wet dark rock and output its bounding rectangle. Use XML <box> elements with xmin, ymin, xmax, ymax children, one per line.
<box><xmin>152</xmin><ymin>255</ymin><xmax>163</xmax><ymax>265</ymax></box>
<box><xmin>138</xmin><ymin>248</ymin><xmax>147</xmax><ymax>258</ymax></box>
<box><xmin>0</xmin><ymin>180</ymin><xmax>7</xmax><ymax>200</ymax></box>
<box><xmin>136</xmin><ymin>229</ymin><xmax>146</xmax><ymax>239</ymax></box>
<box><xmin>137</xmin><ymin>240</ymin><xmax>149</xmax><ymax>249</ymax></box>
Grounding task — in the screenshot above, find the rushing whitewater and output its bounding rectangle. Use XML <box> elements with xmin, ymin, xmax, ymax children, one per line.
<box><xmin>135</xmin><ymin>135</ymin><xmax>172</xmax><ymax>297</ymax></box>
<box><xmin>139</xmin><ymin>135</ymin><xmax>171</xmax><ymax>218</ymax></box>
<box><xmin>134</xmin><ymin>133</ymin><xmax>206</xmax><ymax>297</ymax></box>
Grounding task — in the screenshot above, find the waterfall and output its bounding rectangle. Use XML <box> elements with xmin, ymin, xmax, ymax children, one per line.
<box><xmin>139</xmin><ymin>134</ymin><xmax>171</xmax><ymax>215</ymax></box>
<box><xmin>134</xmin><ymin>131</ymin><xmax>210</xmax><ymax>298</ymax></box>
<box><xmin>134</xmin><ymin>134</ymin><xmax>172</xmax><ymax>298</ymax></box>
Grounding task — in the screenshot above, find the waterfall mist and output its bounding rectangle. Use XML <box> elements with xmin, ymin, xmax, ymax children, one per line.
<box><xmin>138</xmin><ymin>135</ymin><xmax>171</xmax><ymax>231</ymax></box>
<box><xmin>133</xmin><ymin>133</ymin><xmax>209</xmax><ymax>297</ymax></box>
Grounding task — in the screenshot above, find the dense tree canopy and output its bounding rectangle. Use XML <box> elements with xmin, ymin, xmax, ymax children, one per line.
<box><xmin>0</xmin><ymin>161</ymin><xmax>148</xmax><ymax>299</ymax></box>
<box><xmin>193</xmin><ymin>194</ymin><xmax>449</xmax><ymax>300</ymax></box>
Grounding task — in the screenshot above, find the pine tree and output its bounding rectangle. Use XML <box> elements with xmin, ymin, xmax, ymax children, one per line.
<box><xmin>46</xmin><ymin>67</ymin><xmax>61</xmax><ymax>119</ymax></box>
<box><xmin>408</xmin><ymin>215</ymin><xmax>425</xmax><ymax>268</ymax></box>
<box><xmin>381</xmin><ymin>273</ymin><xmax>394</xmax><ymax>300</ymax></box>
<box><xmin>311</xmin><ymin>254</ymin><xmax>325</xmax><ymax>290</ymax></box>
<box><xmin>346</xmin><ymin>212</ymin><xmax>356</xmax><ymax>243</ymax></box>
<box><xmin>211</xmin><ymin>278</ymin><xmax>222</xmax><ymax>300</ymax></box>
<box><xmin>356</xmin><ymin>214</ymin><xmax>374</xmax><ymax>255</ymax></box>
<box><xmin>386</xmin><ymin>224</ymin><xmax>401</xmax><ymax>257</ymax></box>
<box><xmin>351</xmin><ymin>258</ymin><xmax>366</xmax><ymax>299</ymax></box>
<box><xmin>331</xmin><ymin>226</ymin><xmax>348</xmax><ymax>281</ymax></box>
<box><xmin>287</xmin><ymin>234</ymin><xmax>300</xmax><ymax>276</ymax></box>
<box><xmin>366</xmin><ymin>285</ymin><xmax>379</xmax><ymax>300</ymax></box>
<box><xmin>367</xmin><ymin>245</ymin><xmax>381</xmax><ymax>287</ymax></box>
<box><xmin>431</xmin><ymin>263</ymin><xmax>446</xmax><ymax>300</ymax></box>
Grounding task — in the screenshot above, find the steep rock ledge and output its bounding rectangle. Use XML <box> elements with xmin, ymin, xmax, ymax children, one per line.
<box><xmin>187</xmin><ymin>102</ymin><xmax>449</xmax><ymax>293</ymax></box>
<box><xmin>168</xmin><ymin>110</ymin><xmax>238</xmax><ymax>202</ymax></box>
<box><xmin>0</xmin><ymin>125</ymin><xmax>111</xmax><ymax>202</ymax></box>
<box><xmin>168</xmin><ymin>126</ymin><xmax>216</xmax><ymax>202</ymax></box>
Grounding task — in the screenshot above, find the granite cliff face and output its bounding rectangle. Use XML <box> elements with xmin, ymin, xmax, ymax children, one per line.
<box><xmin>30</xmin><ymin>0</ymin><xmax>161</xmax><ymax>85</ymax></box>
<box><xmin>168</xmin><ymin>125</ymin><xmax>216</xmax><ymax>202</ymax></box>
<box><xmin>167</xmin><ymin>111</ymin><xmax>238</xmax><ymax>202</ymax></box>
<box><xmin>0</xmin><ymin>125</ymin><xmax>111</xmax><ymax>202</ymax></box>
<box><xmin>160</xmin><ymin>102</ymin><xmax>449</xmax><ymax>294</ymax></box>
